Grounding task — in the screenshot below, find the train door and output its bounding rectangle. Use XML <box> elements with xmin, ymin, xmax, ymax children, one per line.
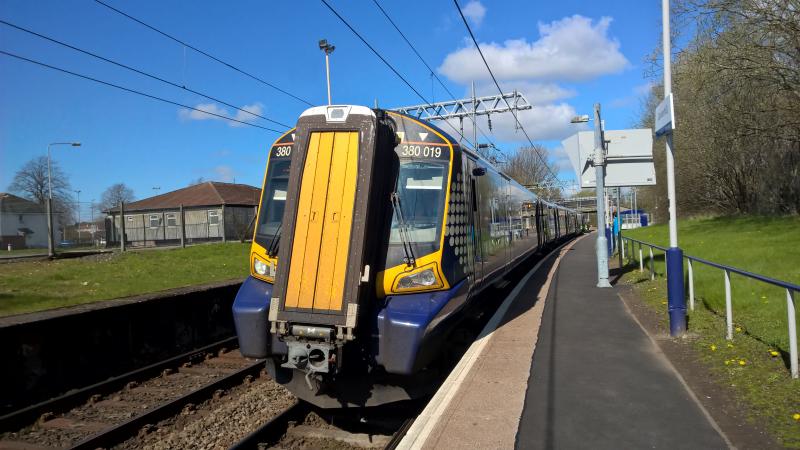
<box><xmin>502</xmin><ymin>178</ymin><xmax>513</xmax><ymax>271</ymax></box>
<box><xmin>465</xmin><ymin>158</ymin><xmax>483</xmax><ymax>285</ymax></box>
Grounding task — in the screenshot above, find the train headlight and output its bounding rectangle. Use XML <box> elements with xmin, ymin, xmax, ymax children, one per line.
<box><xmin>254</xmin><ymin>257</ymin><xmax>268</xmax><ymax>276</ymax></box>
<box><xmin>397</xmin><ymin>268</ymin><xmax>437</xmax><ymax>289</ymax></box>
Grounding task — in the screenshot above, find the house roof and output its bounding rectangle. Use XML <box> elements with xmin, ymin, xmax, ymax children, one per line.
<box><xmin>0</xmin><ymin>193</ymin><xmax>46</xmax><ymax>214</ymax></box>
<box><xmin>108</xmin><ymin>182</ymin><xmax>261</xmax><ymax>213</ymax></box>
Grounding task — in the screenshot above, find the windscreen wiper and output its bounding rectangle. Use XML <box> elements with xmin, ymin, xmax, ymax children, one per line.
<box><xmin>267</xmin><ymin>222</ymin><xmax>282</xmax><ymax>257</ymax></box>
<box><xmin>390</xmin><ymin>192</ymin><xmax>416</xmax><ymax>266</ymax></box>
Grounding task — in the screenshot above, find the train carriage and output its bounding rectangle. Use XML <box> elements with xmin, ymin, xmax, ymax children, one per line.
<box><xmin>233</xmin><ymin>105</ymin><xmax>578</xmax><ymax>407</ymax></box>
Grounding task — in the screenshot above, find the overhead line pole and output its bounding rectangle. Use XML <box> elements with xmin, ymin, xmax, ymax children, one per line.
<box><xmin>592</xmin><ymin>105</ymin><xmax>611</xmax><ymax>288</ymax></box>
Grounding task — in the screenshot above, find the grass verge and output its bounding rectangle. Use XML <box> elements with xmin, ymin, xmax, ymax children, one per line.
<box><xmin>0</xmin><ymin>242</ymin><xmax>250</xmax><ymax>317</ymax></box>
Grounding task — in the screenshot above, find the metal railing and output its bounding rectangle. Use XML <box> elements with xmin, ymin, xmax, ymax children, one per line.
<box><xmin>621</xmin><ymin>236</ymin><xmax>799</xmax><ymax>379</ymax></box>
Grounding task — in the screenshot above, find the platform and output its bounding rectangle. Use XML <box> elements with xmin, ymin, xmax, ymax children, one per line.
<box><xmin>399</xmin><ymin>234</ymin><xmax>730</xmax><ymax>449</ymax></box>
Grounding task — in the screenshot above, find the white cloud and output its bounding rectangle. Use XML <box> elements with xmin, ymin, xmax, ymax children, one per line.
<box><xmin>462</xmin><ymin>1</ymin><xmax>486</xmax><ymax>26</ymax></box>
<box><xmin>179</xmin><ymin>103</ymin><xmax>229</xmax><ymax>121</ymax></box>
<box><xmin>633</xmin><ymin>81</ymin><xmax>654</xmax><ymax>96</ymax></box>
<box><xmin>609</xmin><ymin>81</ymin><xmax>655</xmax><ymax>108</ymax></box>
<box><xmin>439</xmin><ymin>15</ymin><xmax>628</xmax><ymax>84</ymax></box>
<box><xmin>231</xmin><ymin>102</ymin><xmax>264</xmax><ymax>127</ymax></box>
<box><xmin>178</xmin><ymin>101</ymin><xmax>264</xmax><ymax>128</ymax></box>
<box><xmin>213</xmin><ymin>165</ymin><xmax>235</xmax><ymax>182</ymax></box>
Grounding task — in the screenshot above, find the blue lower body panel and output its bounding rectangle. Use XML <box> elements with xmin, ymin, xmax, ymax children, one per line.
<box><xmin>232</xmin><ymin>276</ymin><xmax>273</xmax><ymax>358</ymax></box>
<box><xmin>374</xmin><ymin>279</ymin><xmax>469</xmax><ymax>375</ymax></box>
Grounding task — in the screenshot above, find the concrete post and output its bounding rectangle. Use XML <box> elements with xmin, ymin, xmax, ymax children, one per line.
<box><xmin>119</xmin><ymin>201</ymin><xmax>126</xmax><ymax>252</ymax></box>
<box><xmin>180</xmin><ymin>204</ymin><xmax>186</xmax><ymax>248</ymax></box>
<box><xmin>221</xmin><ymin>204</ymin><xmax>227</xmax><ymax>243</ymax></box>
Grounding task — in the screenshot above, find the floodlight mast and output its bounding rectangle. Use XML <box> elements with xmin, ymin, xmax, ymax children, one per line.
<box><xmin>319</xmin><ymin>39</ymin><xmax>335</xmax><ymax>105</ymax></box>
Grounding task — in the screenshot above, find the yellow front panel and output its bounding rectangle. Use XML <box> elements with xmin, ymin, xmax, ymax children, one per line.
<box><xmin>285</xmin><ymin>131</ymin><xmax>359</xmax><ymax>312</ymax></box>
<box><xmin>315</xmin><ymin>132</ymin><xmax>359</xmax><ymax>311</ymax></box>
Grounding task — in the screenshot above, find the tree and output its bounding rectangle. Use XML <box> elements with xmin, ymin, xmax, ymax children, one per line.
<box><xmin>100</xmin><ymin>183</ymin><xmax>136</xmax><ymax>211</ymax></box>
<box><xmin>635</xmin><ymin>0</ymin><xmax>800</xmax><ymax>217</ymax></box>
<box><xmin>8</xmin><ymin>156</ymin><xmax>75</xmax><ymax>223</ymax></box>
<box><xmin>503</xmin><ymin>145</ymin><xmax>562</xmax><ymax>199</ymax></box>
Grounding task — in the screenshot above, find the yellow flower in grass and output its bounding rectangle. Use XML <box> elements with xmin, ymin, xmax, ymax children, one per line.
<box><xmin>710</xmin><ymin>344</ymin><xmax>717</xmax><ymax>351</ymax></box>
<box><xmin>793</xmin><ymin>413</ymin><xmax>800</xmax><ymax>421</ymax></box>
<box><xmin>724</xmin><ymin>360</ymin><xmax>731</xmax><ymax>366</ymax></box>
<box><xmin>769</xmin><ymin>350</ymin><xmax>779</xmax><ymax>357</ymax></box>
<box><xmin>735</xmin><ymin>326</ymin><xmax>742</xmax><ymax>333</ymax></box>
<box><xmin>738</xmin><ymin>360</ymin><xmax>746</xmax><ymax>366</ymax></box>
<box><xmin>727</xmin><ymin>343</ymin><xmax>734</xmax><ymax>348</ymax></box>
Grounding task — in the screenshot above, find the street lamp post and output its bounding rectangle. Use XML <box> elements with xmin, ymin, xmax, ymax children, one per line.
<box><xmin>47</xmin><ymin>142</ymin><xmax>81</xmax><ymax>257</ymax></box>
<box><xmin>319</xmin><ymin>39</ymin><xmax>335</xmax><ymax>105</ymax></box>
<box><xmin>661</xmin><ymin>0</ymin><xmax>686</xmax><ymax>336</ymax></box>
<box><xmin>571</xmin><ymin>106</ymin><xmax>611</xmax><ymax>287</ymax></box>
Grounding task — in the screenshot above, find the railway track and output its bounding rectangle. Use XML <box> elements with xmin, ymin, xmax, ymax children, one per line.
<box><xmin>231</xmin><ymin>400</ymin><xmax>418</xmax><ymax>450</ymax></box>
<box><xmin>0</xmin><ymin>338</ymin><xmax>265</xmax><ymax>449</ymax></box>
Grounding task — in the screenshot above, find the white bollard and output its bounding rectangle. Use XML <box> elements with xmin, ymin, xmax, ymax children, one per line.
<box><xmin>639</xmin><ymin>244</ymin><xmax>643</xmax><ymax>272</ymax></box>
<box><xmin>725</xmin><ymin>270</ymin><xmax>733</xmax><ymax>340</ymax></box>
<box><xmin>688</xmin><ymin>259</ymin><xmax>695</xmax><ymax>311</ymax></box>
<box><xmin>649</xmin><ymin>247</ymin><xmax>655</xmax><ymax>280</ymax></box>
<box><xmin>788</xmin><ymin>289</ymin><xmax>798</xmax><ymax>379</ymax></box>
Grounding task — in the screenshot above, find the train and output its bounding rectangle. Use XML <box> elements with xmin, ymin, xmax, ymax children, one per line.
<box><xmin>233</xmin><ymin>105</ymin><xmax>580</xmax><ymax>408</ymax></box>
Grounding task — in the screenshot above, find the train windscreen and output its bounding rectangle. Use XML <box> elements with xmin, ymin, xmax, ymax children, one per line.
<box><xmin>387</xmin><ymin>160</ymin><xmax>448</xmax><ymax>266</ymax></box>
<box><xmin>255</xmin><ymin>159</ymin><xmax>291</xmax><ymax>249</ymax></box>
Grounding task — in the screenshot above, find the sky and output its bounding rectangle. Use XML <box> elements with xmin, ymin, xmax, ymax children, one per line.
<box><xmin>0</xmin><ymin>0</ymin><xmax>664</xmax><ymax>213</ymax></box>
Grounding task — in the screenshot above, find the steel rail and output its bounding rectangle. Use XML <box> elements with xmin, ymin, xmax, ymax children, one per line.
<box><xmin>70</xmin><ymin>359</ymin><xmax>265</xmax><ymax>450</ymax></box>
<box><xmin>0</xmin><ymin>336</ymin><xmax>238</xmax><ymax>431</ymax></box>
<box><xmin>227</xmin><ymin>400</ymin><xmax>307</xmax><ymax>450</ymax></box>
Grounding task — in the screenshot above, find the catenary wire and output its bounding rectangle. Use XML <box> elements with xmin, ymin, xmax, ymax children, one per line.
<box><xmin>453</xmin><ymin>0</ymin><xmax>564</xmax><ymax>186</ymax></box>
<box><xmin>0</xmin><ymin>49</ymin><xmax>281</xmax><ymax>132</ymax></box>
<box><xmin>93</xmin><ymin>0</ymin><xmax>314</xmax><ymax>107</ymax></box>
<box><xmin>369</xmin><ymin>0</ymin><xmax>499</xmax><ymax>150</ymax></box>
<box><xmin>319</xmin><ymin>0</ymin><xmax>477</xmax><ymax>149</ymax></box>
<box><xmin>0</xmin><ymin>19</ymin><xmax>291</xmax><ymax>129</ymax></box>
